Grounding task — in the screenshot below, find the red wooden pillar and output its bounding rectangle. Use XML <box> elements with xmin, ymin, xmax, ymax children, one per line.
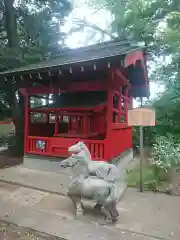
<box><xmin>105</xmin><ymin>75</ymin><xmax>113</xmax><ymax>161</ymax></box>
<box><xmin>119</xmin><ymin>85</ymin><xmax>122</xmax><ymax>123</ymax></box>
<box><xmin>24</xmin><ymin>95</ymin><xmax>29</xmax><ymax>153</ymax></box>
<box><xmin>71</xmin><ymin>116</ymin><xmax>77</xmax><ymax>133</ymax></box>
<box><xmin>84</xmin><ymin>115</ymin><xmax>89</xmax><ymax>136</ymax></box>
<box><xmin>103</xmin><ymin>141</ymin><xmax>109</xmax><ymax>162</ymax></box>
<box><xmin>124</xmin><ymin>87</ymin><xmax>128</xmax><ymax>124</ymax></box>
<box><xmin>68</xmin><ymin>115</ymin><xmax>72</xmax><ymax>134</ymax></box>
<box><xmin>107</xmin><ymin>89</ymin><xmax>113</xmax><ymax>137</ymax></box>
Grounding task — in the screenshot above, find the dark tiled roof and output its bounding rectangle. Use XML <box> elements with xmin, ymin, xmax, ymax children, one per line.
<box><xmin>0</xmin><ymin>40</ymin><xmax>144</xmax><ymax>77</ymax></box>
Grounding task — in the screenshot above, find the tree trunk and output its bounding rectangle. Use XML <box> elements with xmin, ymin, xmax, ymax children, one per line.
<box><xmin>3</xmin><ymin>0</ymin><xmax>24</xmax><ymax>156</ymax></box>
<box><xmin>3</xmin><ymin>0</ymin><xmax>18</xmax><ymax>48</ymax></box>
<box><xmin>11</xmin><ymin>91</ymin><xmax>25</xmax><ymax>156</ymax></box>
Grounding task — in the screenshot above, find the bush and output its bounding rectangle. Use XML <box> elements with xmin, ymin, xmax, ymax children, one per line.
<box><xmin>151</xmin><ymin>135</ymin><xmax>180</xmax><ymax>170</ymax></box>
<box><xmin>132</xmin><ymin>126</ymin><xmax>156</xmax><ymax>151</ymax></box>
<box><xmin>150</xmin><ymin>135</ymin><xmax>180</xmax><ymax>182</ymax></box>
<box><xmin>127</xmin><ymin>135</ymin><xmax>180</xmax><ymax>191</ymax></box>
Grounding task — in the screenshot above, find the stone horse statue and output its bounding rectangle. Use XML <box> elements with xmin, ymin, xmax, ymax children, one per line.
<box><xmin>61</xmin><ymin>141</ymin><xmax>119</xmax><ymax>183</ymax></box>
<box><xmin>60</xmin><ymin>142</ymin><xmax>120</xmax><ymax>223</ymax></box>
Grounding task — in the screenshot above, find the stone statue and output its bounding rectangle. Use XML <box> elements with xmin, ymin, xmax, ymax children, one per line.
<box><xmin>60</xmin><ymin>142</ymin><xmax>120</xmax><ymax>223</ymax></box>
<box><xmin>60</xmin><ymin>141</ymin><xmax>119</xmax><ymax>183</ymax></box>
<box><xmin>61</xmin><ymin>155</ymin><xmax>119</xmax><ymax>223</ymax></box>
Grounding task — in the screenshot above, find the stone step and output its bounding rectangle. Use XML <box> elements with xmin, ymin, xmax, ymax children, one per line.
<box><xmin>0</xmin><ymin>149</ymin><xmax>136</xmax><ymax>198</ymax></box>
<box><xmin>0</xmin><ymin>194</ymin><xmax>159</xmax><ymax>240</ymax></box>
<box><xmin>0</xmin><ymin>166</ymin><xmax>127</xmax><ymax>198</ymax></box>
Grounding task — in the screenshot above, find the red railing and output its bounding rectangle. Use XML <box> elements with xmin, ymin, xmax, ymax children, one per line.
<box><xmin>55</xmin><ymin>113</ymin><xmax>91</xmax><ymax>137</ymax></box>
<box><xmin>85</xmin><ymin>142</ymin><xmax>104</xmax><ymax>160</ymax></box>
<box><xmin>27</xmin><ymin>137</ymin><xmax>50</xmax><ymax>155</ymax></box>
<box><xmin>26</xmin><ymin>136</ymin><xmax>105</xmax><ymax>160</ymax></box>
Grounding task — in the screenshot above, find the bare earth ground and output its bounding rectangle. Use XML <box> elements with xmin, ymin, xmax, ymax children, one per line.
<box><xmin>0</xmin><ymin>220</ymin><xmax>64</xmax><ymax>240</ymax></box>
<box><xmin>0</xmin><ymin>151</ymin><xmax>23</xmax><ymax>168</ymax></box>
<box><xmin>0</xmin><ymin>182</ymin><xmax>178</xmax><ymax>240</ymax></box>
<box><xmin>0</xmin><ymin>220</ymin><xmax>163</xmax><ymax>240</ymax></box>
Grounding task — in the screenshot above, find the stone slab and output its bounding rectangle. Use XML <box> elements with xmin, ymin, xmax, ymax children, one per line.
<box><xmin>0</xmin><ymin>166</ymin><xmax>71</xmax><ymax>195</ymax></box>
<box><xmin>0</xmin><ymin>183</ymin><xmax>179</xmax><ymax>239</ymax></box>
<box><xmin>0</xmin><ymin>149</ymin><xmax>135</xmax><ymax>197</ymax></box>
<box><xmin>115</xmin><ymin>188</ymin><xmax>180</xmax><ymax>240</ymax></box>
<box><xmin>0</xmin><ymin>199</ymin><xmax>166</xmax><ymax>240</ymax></box>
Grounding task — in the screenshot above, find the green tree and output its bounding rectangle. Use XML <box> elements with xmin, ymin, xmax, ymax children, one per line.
<box><xmin>85</xmin><ymin>0</ymin><xmax>180</xmax><ymax>143</ymax></box>
<box><xmin>0</xmin><ymin>0</ymin><xmax>72</xmax><ymax>155</ymax></box>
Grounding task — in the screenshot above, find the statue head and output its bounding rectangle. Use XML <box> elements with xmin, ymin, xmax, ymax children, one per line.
<box><xmin>60</xmin><ymin>142</ymin><xmax>90</xmax><ymax>168</ymax></box>
<box><xmin>68</xmin><ymin>141</ymin><xmax>85</xmax><ymax>153</ymax></box>
<box><xmin>60</xmin><ymin>156</ymin><xmax>78</xmax><ymax>168</ymax></box>
<box><xmin>68</xmin><ymin>142</ymin><xmax>91</xmax><ymax>160</ymax></box>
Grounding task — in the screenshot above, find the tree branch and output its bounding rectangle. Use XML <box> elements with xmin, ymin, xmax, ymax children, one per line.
<box><xmin>72</xmin><ymin>18</ymin><xmax>117</xmax><ymax>40</ymax></box>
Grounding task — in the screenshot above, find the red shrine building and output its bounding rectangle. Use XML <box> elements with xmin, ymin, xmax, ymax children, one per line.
<box><xmin>0</xmin><ymin>40</ymin><xmax>149</xmax><ymax>162</ymax></box>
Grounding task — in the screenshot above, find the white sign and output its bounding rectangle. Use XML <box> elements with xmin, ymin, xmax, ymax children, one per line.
<box><xmin>128</xmin><ymin>108</ymin><xmax>155</xmax><ymax>126</ymax></box>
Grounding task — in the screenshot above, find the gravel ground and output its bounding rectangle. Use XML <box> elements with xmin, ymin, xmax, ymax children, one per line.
<box><xmin>0</xmin><ymin>221</ymin><xmax>64</xmax><ymax>240</ymax></box>
<box><xmin>0</xmin><ymin>220</ymin><xmax>165</xmax><ymax>240</ymax></box>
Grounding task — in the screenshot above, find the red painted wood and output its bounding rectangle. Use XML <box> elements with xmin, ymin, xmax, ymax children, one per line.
<box><xmin>106</xmin><ymin>75</ymin><xmax>113</xmax><ymax>138</ymax></box>
<box><xmin>124</xmin><ymin>50</ymin><xmax>143</xmax><ymax>67</ymax></box>
<box><xmin>30</xmin><ymin>104</ymin><xmax>106</xmax><ymax>113</ymax></box>
<box><xmin>53</xmin><ymin>133</ymin><xmax>99</xmax><ymax>138</ymax></box>
<box><xmin>26</xmin><ymin>80</ymin><xmax>107</xmax><ymax>95</ymax></box>
<box><xmin>26</xmin><ymin>136</ymin><xmax>106</xmax><ymax>160</ymax></box>
<box><xmin>24</xmin><ymin>95</ymin><xmax>29</xmax><ymax>153</ymax></box>
<box><xmin>105</xmin><ymin>128</ymin><xmax>132</xmax><ymax>160</ymax></box>
<box><xmin>24</xmin><ymin>67</ymin><xmax>134</xmax><ymax>161</ymax></box>
<box><xmin>115</xmin><ymin>69</ymin><xmax>131</xmax><ymax>87</ymax></box>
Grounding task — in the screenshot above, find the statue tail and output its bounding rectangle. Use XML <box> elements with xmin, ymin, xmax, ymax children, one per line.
<box><xmin>103</xmin><ymin>184</ymin><xmax>119</xmax><ymax>220</ymax></box>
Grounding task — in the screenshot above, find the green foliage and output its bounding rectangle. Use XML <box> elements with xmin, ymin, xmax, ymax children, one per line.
<box><xmin>85</xmin><ymin>0</ymin><xmax>180</xmax><ymax>143</ymax></box>
<box><xmin>132</xmin><ymin>126</ymin><xmax>156</xmax><ymax>147</ymax></box>
<box><xmin>146</xmin><ymin>75</ymin><xmax>180</xmax><ymax>142</ymax></box>
<box><xmin>128</xmin><ymin>134</ymin><xmax>180</xmax><ymax>192</ymax></box>
<box><xmin>127</xmin><ymin>165</ymin><xmax>159</xmax><ymax>189</ymax></box>
<box><xmin>150</xmin><ymin>135</ymin><xmax>180</xmax><ymax>172</ymax></box>
<box><xmin>0</xmin><ymin>0</ymin><xmax>72</xmax><ymax>72</ymax></box>
<box><xmin>87</xmin><ymin>0</ymin><xmax>180</xmax><ymax>51</ymax></box>
<box><xmin>0</xmin><ymin>0</ymin><xmax>72</xmax><ymax>105</ymax></box>
<box><xmin>132</xmin><ymin>127</ymin><xmax>139</xmax><ymax>147</ymax></box>
<box><xmin>0</xmin><ymin>0</ymin><xmax>72</xmax><ymax>155</ymax></box>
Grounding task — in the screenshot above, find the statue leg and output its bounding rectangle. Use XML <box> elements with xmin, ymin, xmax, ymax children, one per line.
<box><xmin>103</xmin><ymin>201</ymin><xmax>119</xmax><ymax>223</ymax></box>
<box><xmin>100</xmin><ymin>184</ymin><xmax>119</xmax><ymax>224</ymax></box>
<box><xmin>68</xmin><ymin>194</ymin><xmax>84</xmax><ymax>217</ymax></box>
<box><xmin>101</xmin><ymin>205</ymin><xmax>113</xmax><ymax>221</ymax></box>
<box><xmin>76</xmin><ymin>197</ymin><xmax>84</xmax><ymax>216</ymax></box>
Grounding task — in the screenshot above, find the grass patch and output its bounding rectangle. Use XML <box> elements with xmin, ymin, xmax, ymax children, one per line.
<box><xmin>127</xmin><ymin>163</ymin><xmax>176</xmax><ymax>193</ymax></box>
<box><xmin>127</xmin><ymin>164</ymin><xmax>159</xmax><ymax>190</ymax></box>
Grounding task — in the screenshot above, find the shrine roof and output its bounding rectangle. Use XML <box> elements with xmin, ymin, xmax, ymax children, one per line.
<box><xmin>0</xmin><ymin>40</ymin><xmax>144</xmax><ymax>77</ymax></box>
